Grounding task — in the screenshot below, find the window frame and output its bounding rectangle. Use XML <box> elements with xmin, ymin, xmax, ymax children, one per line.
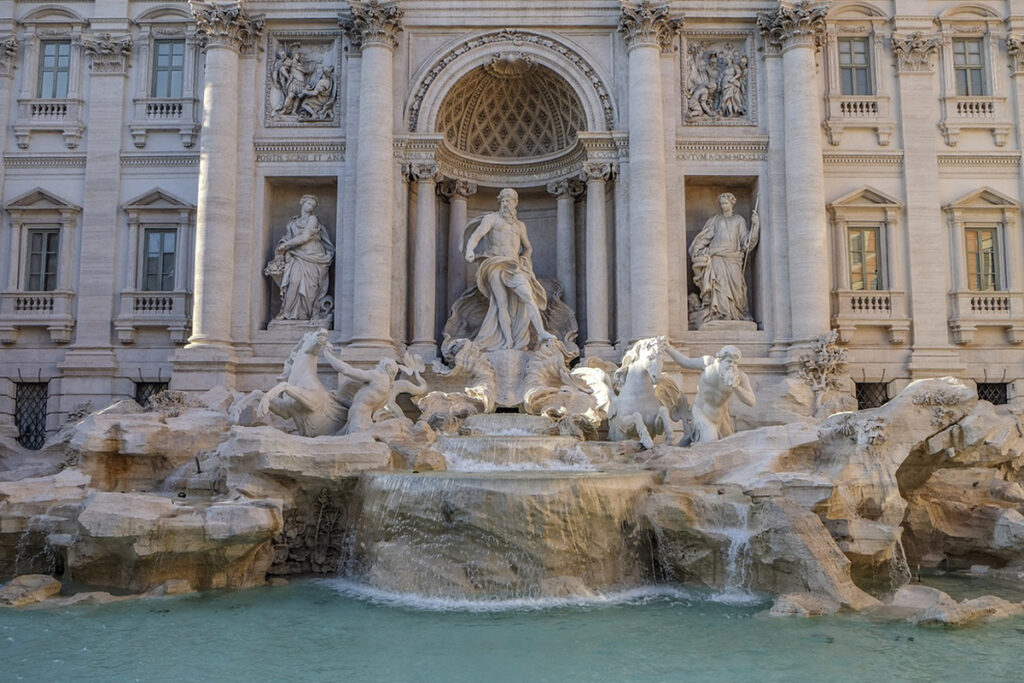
<box><xmin>821</xmin><ymin>12</ymin><xmax>893</xmax><ymax>146</ymax></box>
<box><xmin>150</xmin><ymin>39</ymin><xmax>186</xmax><ymax>99</ymax></box>
<box><xmin>140</xmin><ymin>226</ymin><xmax>178</xmax><ymax>292</ymax></box>
<box><xmin>963</xmin><ymin>225</ymin><xmax>1001</xmax><ymax>292</ymax></box>
<box><xmin>37</xmin><ymin>39</ymin><xmax>71</xmax><ymax>99</ymax></box>
<box><xmin>837</xmin><ymin>36</ymin><xmax>873</xmax><ymax>96</ymax></box>
<box><xmin>847</xmin><ymin>224</ymin><xmax>883</xmax><ymax>291</ymax></box>
<box><xmin>951</xmin><ymin>37</ymin><xmax>988</xmax><ymax>96</ymax></box>
<box><xmin>24</xmin><ymin>227</ymin><xmax>61</xmax><ymax>292</ymax></box>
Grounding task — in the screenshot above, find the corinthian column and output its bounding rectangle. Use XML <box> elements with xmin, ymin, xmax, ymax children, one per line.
<box><xmin>619</xmin><ymin>2</ymin><xmax>680</xmax><ymax>340</ymax></box>
<box><xmin>581</xmin><ymin>162</ymin><xmax>615</xmax><ymax>357</ymax></box>
<box><xmin>187</xmin><ymin>2</ymin><xmax>263</xmax><ymax>350</ymax></box>
<box><xmin>547</xmin><ymin>179</ymin><xmax>583</xmax><ymax>312</ymax></box>
<box><xmin>758</xmin><ymin>2</ymin><xmax>829</xmax><ymax>342</ymax></box>
<box><xmin>408</xmin><ymin>162</ymin><xmax>440</xmax><ymax>357</ymax></box>
<box><xmin>344</xmin><ymin>1</ymin><xmax>403</xmax><ymax>349</ymax></box>
<box><xmin>440</xmin><ymin>179</ymin><xmax>477</xmax><ymax>309</ymax></box>
<box><xmin>0</xmin><ymin>38</ymin><xmax>17</xmax><ymax>205</ymax></box>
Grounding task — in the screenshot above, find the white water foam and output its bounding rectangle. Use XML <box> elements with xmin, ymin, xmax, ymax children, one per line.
<box><xmin>443</xmin><ymin>451</ymin><xmax>598</xmax><ymax>473</ymax></box>
<box><xmin>319</xmin><ymin>579</ymin><xmax>699</xmax><ymax>613</ymax></box>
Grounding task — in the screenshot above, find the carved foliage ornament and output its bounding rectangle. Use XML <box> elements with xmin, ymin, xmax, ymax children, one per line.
<box><xmin>82</xmin><ymin>33</ymin><xmax>133</xmax><ymax>74</ymax></box>
<box><xmin>756</xmin><ymin>1</ymin><xmax>827</xmax><ymax>53</ymax></box>
<box><xmin>580</xmin><ymin>161</ymin><xmax>615</xmax><ymax>183</ymax></box>
<box><xmin>1007</xmin><ymin>36</ymin><xmax>1024</xmax><ymax>73</ymax></box>
<box><xmin>191</xmin><ymin>1</ymin><xmax>265</xmax><ymax>54</ymax></box>
<box><xmin>891</xmin><ymin>32</ymin><xmax>941</xmax><ymax>72</ymax></box>
<box><xmin>618</xmin><ymin>1</ymin><xmax>681</xmax><ymax>50</ymax></box>
<box><xmin>342</xmin><ymin>1</ymin><xmax>404</xmax><ymax>51</ymax></box>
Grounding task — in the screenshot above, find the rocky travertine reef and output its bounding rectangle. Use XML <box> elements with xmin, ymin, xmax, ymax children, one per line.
<box><xmin>0</xmin><ymin>379</ymin><xmax>1022</xmax><ymax>622</ymax></box>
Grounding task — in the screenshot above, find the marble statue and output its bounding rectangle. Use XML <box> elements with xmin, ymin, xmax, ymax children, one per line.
<box><xmin>689</xmin><ymin>192</ymin><xmax>759</xmax><ymax>327</ymax></box>
<box><xmin>414</xmin><ymin>338</ymin><xmax>497</xmax><ymax>432</ymax></box>
<box><xmin>663</xmin><ymin>343</ymin><xmax>756</xmax><ymax>444</ymax></box>
<box><xmin>463</xmin><ymin>188</ymin><xmax>555</xmax><ymax>351</ymax></box>
<box><xmin>521</xmin><ymin>337</ymin><xmax>598</xmax><ymax>436</ymax></box>
<box><xmin>575</xmin><ymin>337</ymin><xmax>687</xmax><ymax>449</ymax></box>
<box><xmin>265</xmin><ymin>194</ymin><xmax>335</xmax><ymax>322</ymax></box>
<box><xmin>258</xmin><ymin>328</ymin><xmax>346</xmax><ymax>437</ymax></box>
<box><xmin>323</xmin><ymin>348</ymin><xmax>427</xmax><ymax>435</ymax></box>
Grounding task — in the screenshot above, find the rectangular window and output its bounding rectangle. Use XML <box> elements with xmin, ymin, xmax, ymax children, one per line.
<box><xmin>848</xmin><ymin>226</ymin><xmax>881</xmax><ymax>291</ymax></box>
<box><xmin>38</xmin><ymin>41</ymin><xmax>71</xmax><ymax>99</ymax></box>
<box><xmin>953</xmin><ymin>38</ymin><xmax>986</xmax><ymax>96</ymax></box>
<box><xmin>15</xmin><ymin>382</ymin><xmax>48</xmax><ymax>450</ymax></box>
<box><xmin>151</xmin><ymin>40</ymin><xmax>186</xmax><ymax>98</ymax></box>
<box><xmin>838</xmin><ymin>37</ymin><xmax>872</xmax><ymax>96</ymax></box>
<box><xmin>855</xmin><ymin>382</ymin><xmax>889</xmax><ymax>410</ymax></box>
<box><xmin>965</xmin><ymin>227</ymin><xmax>999</xmax><ymax>291</ymax></box>
<box><xmin>142</xmin><ymin>228</ymin><xmax>177</xmax><ymax>291</ymax></box>
<box><xmin>26</xmin><ymin>229</ymin><xmax>60</xmax><ymax>291</ymax></box>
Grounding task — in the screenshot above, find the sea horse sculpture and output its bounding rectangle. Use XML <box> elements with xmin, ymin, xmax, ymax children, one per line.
<box><xmin>258</xmin><ymin>328</ymin><xmax>346</xmax><ymax>437</ymax></box>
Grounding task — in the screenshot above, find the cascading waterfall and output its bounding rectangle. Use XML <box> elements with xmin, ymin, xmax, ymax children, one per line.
<box><xmin>719</xmin><ymin>501</ymin><xmax>754</xmax><ymax>598</ymax></box>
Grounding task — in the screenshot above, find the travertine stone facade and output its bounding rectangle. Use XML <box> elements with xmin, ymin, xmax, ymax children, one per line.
<box><xmin>3</xmin><ymin>0</ymin><xmax>1024</xmax><ymax>440</ymax></box>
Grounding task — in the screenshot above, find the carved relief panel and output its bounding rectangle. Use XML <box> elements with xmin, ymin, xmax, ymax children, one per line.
<box><xmin>681</xmin><ymin>32</ymin><xmax>756</xmax><ymax>126</ymax></box>
<box><xmin>265</xmin><ymin>33</ymin><xmax>340</xmax><ymax>127</ymax></box>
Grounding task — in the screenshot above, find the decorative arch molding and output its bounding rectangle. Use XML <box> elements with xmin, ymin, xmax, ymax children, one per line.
<box><xmin>406</xmin><ymin>29</ymin><xmax>616</xmax><ymax>134</ymax></box>
<box><xmin>134</xmin><ymin>5</ymin><xmax>194</xmax><ymax>24</ymax></box>
<box><xmin>18</xmin><ymin>5</ymin><xmax>88</xmax><ymax>25</ymax></box>
<box><xmin>938</xmin><ymin>3</ymin><xmax>1003</xmax><ymax>21</ymax></box>
<box><xmin>826</xmin><ymin>1</ymin><xmax>887</xmax><ymax>20</ymax></box>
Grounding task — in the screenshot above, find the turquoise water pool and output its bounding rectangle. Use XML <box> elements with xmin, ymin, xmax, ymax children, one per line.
<box><xmin>2</xmin><ymin>579</ymin><xmax>1022</xmax><ymax>682</ymax></box>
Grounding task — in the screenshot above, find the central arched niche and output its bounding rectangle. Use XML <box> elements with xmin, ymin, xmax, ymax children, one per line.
<box><xmin>436</xmin><ymin>55</ymin><xmax>586</xmax><ymax>159</ymax></box>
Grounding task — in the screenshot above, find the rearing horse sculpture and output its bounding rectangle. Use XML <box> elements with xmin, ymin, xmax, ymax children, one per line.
<box><xmin>258</xmin><ymin>328</ymin><xmax>346</xmax><ymax>437</ymax></box>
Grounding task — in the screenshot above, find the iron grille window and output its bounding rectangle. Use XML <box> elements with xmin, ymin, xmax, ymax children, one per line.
<box><xmin>151</xmin><ymin>40</ymin><xmax>186</xmax><ymax>98</ymax></box>
<box><xmin>838</xmin><ymin>37</ymin><xmax>872</xmax><ymax>96</ymax></box>
<box><xmin>977</xmin><ymin>383</ymin><xmax>1008</xmax><ymax>405</ymax></box>
<box><xmin>38</xmin><ymin>41</ymin><xmax>71</xmax><ymax>99</ymax></box>
<box><xmin>856</xmin><ymin>382</ymin><xmax>889</xmax><ymax>410</ymax></box>
<box><xmin>142</xmin><ymin>228</ymin><xmax>177</xmax><ymax>291</ymax></box>
<box><xmin>135</xmin><ymin>381</ymin><xmax>170</xmax><ymax>407</ymax></box>
<box><xmin>15</xmin><ymin>382</ymin><xmax>48</xmax><ymax>450</ymax></box>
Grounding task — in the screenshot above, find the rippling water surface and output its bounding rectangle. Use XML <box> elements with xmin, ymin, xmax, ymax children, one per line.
<box><xmin>2</xmin><ymin>579</ymin><xmax>1023</xmax><ymax>682</ymax></box>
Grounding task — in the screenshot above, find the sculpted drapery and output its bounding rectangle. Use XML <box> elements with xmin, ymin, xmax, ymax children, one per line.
<box><xmin>689</xmin><ymin>192</ymin><xmax>759</xmax><ymax>324</ymax></box>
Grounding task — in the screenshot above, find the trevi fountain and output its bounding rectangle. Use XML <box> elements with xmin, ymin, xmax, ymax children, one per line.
<box><xmin>2</xmin><ymin>1</ymin><xmax>1024</xmax><ymax>681</ymax></box>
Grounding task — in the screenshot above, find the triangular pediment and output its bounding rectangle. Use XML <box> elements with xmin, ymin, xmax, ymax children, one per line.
<box><xmin>944</xmin><ymin>187</ymin><xmax>1020</xmax><ymax>211</ymax></box>
<box><xmin>122</xmin><ymin>188</ymin><xmax>194</xmax><ymax>212</ymax></box>
<box><xmin>828</xmin><ymin>186</ymin><xmax>902</xmax><ymax>210</ymax></box>
<box><xmin>4</xmin><ymin>187</ymin><xmax>79</xmax><ymax>212</ymax></box>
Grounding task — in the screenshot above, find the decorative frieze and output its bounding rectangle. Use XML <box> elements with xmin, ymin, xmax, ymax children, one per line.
<box><xmin>267</xmin><ymin>35</ymin><xmax>340</xmax><ymax>126</ymax></box>
<box><xmin>756</xmin><ymin>1</ymin><xmax>827</xmax><ymax>53</ymax></box>
<box><xmin>191</xmin><ymin>1</ymin><xmax>265</xmax><ymax>54</ymax></box>
<box><xmin>618</xmin><ymin>2</ymin><xmax>680</xmax><ymax>51</ymax></box>
<box><xmin>0</xmin><ymin>37</ymin><xmax>18</xmax><ymax>77</ymax></box>
<box><xmin>254</xmin><ymin>141</ymin><xmax>345</xmax><ymax>164</ymax></box>
<box><xmin>683</xmin><ymin>34</ymin><xmax>754</xmax><ymax>125</ymax></box>
<box><xmin>891</xmin><ymin>32</ymin><xmax>941</xmax><ymax>73</ymax></box>
<box><xmin>675</xmin><ymin>139</ymin><xmax>768</xmax><ymax>162</ymax></box>
<box><xmin>82</xmin><ymin>33</ymin><xmax>133</xmax><ymax>75</ymax></box>
<box><xmin>342</xmin><ymin>1</ymin><xmax>404</xmax><ymax>51</ymax></box>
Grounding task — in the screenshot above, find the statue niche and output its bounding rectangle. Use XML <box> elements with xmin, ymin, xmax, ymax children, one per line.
<box><xmin>265</xmin><ymin>193</ymin><xmax>335</xmax><ymax>326</ymax></box>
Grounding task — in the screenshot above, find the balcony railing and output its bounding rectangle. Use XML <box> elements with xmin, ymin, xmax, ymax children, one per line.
<box><xmin>14</xmin><ymin>98</ymin><xmax>84</xmax><ymax>149</ymax></box>
<box><xmin>130</xmin><ymin>97</ymin><xmax>200</xmax><ymax>148</ymax></box>
<box><xmin>0</xmin><ymin>290</ymin><xmax>75</xmax><ymax>344</ymax></box>
<box><xmin>940</xmin><ymin>96</ymin><xmax>1011</xmax><ymax>146</ymax></box>
<box><xmin>948</xmin><ymin>290</ymin><xmax>1024</xmax><ymax>345</ymax></box>
<box><xmin>115</xmin><ymin>290</ymin><xmax>192</xmax><ymax>344</ymax></box>
<box><xmin>831</xmin><ymin>289</ymin><xmax>909</xmax><ymax>344</ymax></box>
<box><xmin>824</xmin><ymin>95</ymin><xmax>893</xmax><ymax>145</ymax></box>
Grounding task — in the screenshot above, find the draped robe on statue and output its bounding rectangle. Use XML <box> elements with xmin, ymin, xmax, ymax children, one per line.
<box><xmin>689</xmin><ymin>212</ymin><xmax>754</xmax><ymax>322</ymax></box>
<box><xmin>463</xmin><ymin>216</ymin><xmax>548</xmax><ymax>351</ymax></box>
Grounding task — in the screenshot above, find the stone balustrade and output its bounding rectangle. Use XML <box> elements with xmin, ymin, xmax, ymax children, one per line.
<box><xmin>831</xmin><ymin>289</ymin><xmax>910</xmax><ymax>344</ymax></box>
<box><xmin>0</xmin><ymin>290</ymin><xmax>75</xmax><ymax>343</ymax></box>
<box><xmin>948</xmin><ymin>290</ymin><xmax>1024</xmax><ymax>345</ymax></box>
<box><xmin>115</xmin><ymin>290</ymin><xmax>193</xmax><ymax>344</ymax></box>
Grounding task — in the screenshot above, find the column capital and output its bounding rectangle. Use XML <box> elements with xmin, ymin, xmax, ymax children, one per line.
<box><xmin>580</xmin><ymin>161</ymin><xmax>616</xmax><ymax>183</ymax></box>
<box><xmin>82</xmin><ymin>33</ymin><xmax>133</xmax><ymax>75</ymax></box>
<box><xmin>547</xmin><ymin>178</ymin><xmax>585</xmax><ymax>199</ymax></box>
<box><xmin>191</xmin><ymin>1</ymin><xmax>265</xmax><ymax>54</ymax></box>
<box><xmin>439</xmin><ymin>178</ymin><xmax>477</xmax><ymax>201</ymax></box>
<box><xmin>1008</xmin><ymin>36</ymin><xmax>1024</xmax><ymax>74</ymax></box>
<box><xmin>406</xmin><ymin>161</ymin><xmax>441</xmax><ymax>183</ymax></box>
<box><xmin>618</xmin><ymin>2</ymin><xmax>681</xmax><ymax>52</ymax></box>
<box><xmin>343</xmin><ymin>1</ymin><xmax>404</xmax><ymax>52</ymax></box>
<box><xmin>0</xmin><ymin>37</ymin><xmax>18</xmax><ymax>78</ymax></box>
<box><xmin>891</xmin><ymin>32</ymin><xmax>942</xmax><ymax>74</ymax></box>
<box><xmin>757</xmin><ymin>1</ymin><xmax>827</xmax><ymax>54</ymax></box>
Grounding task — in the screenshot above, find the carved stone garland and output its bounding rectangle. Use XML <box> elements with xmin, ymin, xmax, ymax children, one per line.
<box><xmin>191</xmin><ymin>1</ymin><xmax>265</xmax><ymax>54</ymax></box>
<box><xmin>890</xmin><ymin>32</ymin><xmax>941</xmax><ymax>73</ymax></box>
<box><xmin>756</xmin><ymin>0</ymin><xmax>828</xmax><ymax>53</ymax></box>
<box><xmin>1008</xmin><ymin>36</ymin><xmax>1024</xmax><ymax>73</ymax></box>
<box><xmin>0</xmin><ymin>37</ymin><xmax>18</xmax><ymax>77</ymax></box>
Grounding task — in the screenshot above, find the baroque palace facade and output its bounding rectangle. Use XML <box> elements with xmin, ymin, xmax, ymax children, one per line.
<box><xmin>2</xmin><ymin>0</ymin><xmax>1024</xmax><ymax>445</ymax></box>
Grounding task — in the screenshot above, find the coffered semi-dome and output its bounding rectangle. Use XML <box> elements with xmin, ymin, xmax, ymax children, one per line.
<box><xmin>436</xmin><ymin>55</ymin><xmax>587</xmax><ymax>159</ymax></box>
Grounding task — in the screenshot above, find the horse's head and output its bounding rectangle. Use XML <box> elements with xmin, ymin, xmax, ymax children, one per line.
<box><xmin>618</xmin><ymin>337</ymin><xmax>663</xmax><ymax>385</ymax></box>
<box><xmin>300</xmin><ymin>328</ymin><xmax>329</xmax><ymax>354</ymax></box>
